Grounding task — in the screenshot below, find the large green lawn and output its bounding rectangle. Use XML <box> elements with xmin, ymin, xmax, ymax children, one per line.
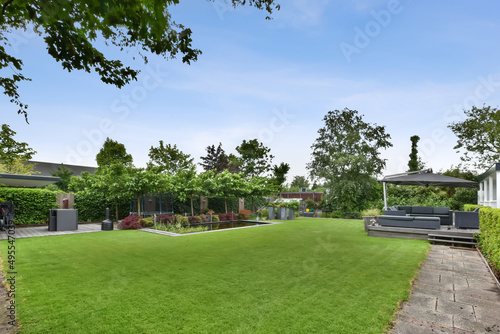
<box><xmin>3</xmin><ymin>218</ymin><xmax>429</xmax><ymax>333</ymax></box>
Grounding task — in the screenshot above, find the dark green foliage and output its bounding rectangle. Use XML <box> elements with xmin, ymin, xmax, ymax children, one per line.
<box><xmin>50</xmin><ymin>164</ymin><xmax>74</xmax><ymax>192</ymax></box>
<box><xmin>290</xmin><ymin>175</ymin><xmax>310</xmax><ymax>190</ymax></box>
<box><xmin>448</xmin><ymin>105</ymin><xmax>500</xmax><ymax>169</ymax></box>
<box><xmin>199</xmin><ymin>143</ymin><xmax>238</xmax><ymax>174</ymax></box>
<box><xmin>235</xmin><ymin>139</ymin><xmax>274</xmax><ymax>177</ymax></box>
<box><xmin>74</xmin><ymin>191</ymin><xmax>129</xmax><ymax>222</ymax></box>
<box><xmin>308</xmin><ymin>108</ymin><xmax>392</xmax><ymax>212</ymax></box>
<box><xmin>407</xmin><ymin>135</ymin><xmax>425</xmax><ymax>172</ymax></box>
<box><xmin>272</xmin><ymin>162</ymin><xmax>290</xmax><ymax>190</ymax></box>
<box><xmin>477</xmin><ymin>208</ymin><xmax>500</xmax><ymax>276</ymax></box>
<box><xmin>0</xmin><ymin>187</ymin><xmax>57</xmax><ymax>224</ymax></box>
<box><xmin>95</xmin><ymin>137</ymin><xmax>133</xmax><ymax>168</ymax></box>
<box><xmin>0</xmin><ymin>124</ymin><xmax>36</xmax><ymax>168</ymax></box>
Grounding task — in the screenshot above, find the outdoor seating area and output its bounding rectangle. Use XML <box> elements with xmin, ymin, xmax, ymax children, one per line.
<box><xmin>378</xmin><ymin>205</ymin><xmax>479</xmax><ymax>229</ymax></box>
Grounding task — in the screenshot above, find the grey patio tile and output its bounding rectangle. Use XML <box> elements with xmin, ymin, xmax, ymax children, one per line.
<box><xmin>453</xmin><ymin>316</ymin><xmax>500</xmax><ymax>334</ymax></box>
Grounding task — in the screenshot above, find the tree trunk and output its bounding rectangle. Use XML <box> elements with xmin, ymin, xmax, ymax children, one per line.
<box><xmin>190</xmin><ymin>193</ymin><xmax>194</xmax><ymax>216</ymax></box>
<box><xmin>225</xmin><ymin>198</ymin><xmax>228</xmax><ymax>213</ymax></box>
<box><xmin>137</xmin><ymin>194</ymin><xmax>141</xmax><ymax>216</ymax></box>
<box><xmin>114</xmin><ymin>196</ymin><xmax>119</xmax><ymax>223</ymax></box>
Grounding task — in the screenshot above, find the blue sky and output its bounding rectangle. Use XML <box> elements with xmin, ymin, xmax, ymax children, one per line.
<box><xmin>2</xmin><ymin>0</ymin><xmax>500</xmax><ymax>182</ymax></box>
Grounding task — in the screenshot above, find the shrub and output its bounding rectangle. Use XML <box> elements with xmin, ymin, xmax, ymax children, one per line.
<box><xmin>286</xmin><ymin>201</ymin><xmax>300</xmax><ymax>210</ymax></box>
<box><xmin>120</xmin><ymin>215</ymin><xmax>142</xmax><ymax>230</ymax></box>
<box><xmin>477</xmin><ymin>208</ymin><xmax>500</xmax><ymax>277</ymax></box>
<box><xmin>157</xmin><ymin>214</ymin><xmax>173</xmax><ymax>224</ymax></box>
<box><xmin>361</xmin><ymin>208</ymin><xmax>382</xmax><ymax>217</ymax></box>
<box><xmin>212</xmin><ymin>214</ymin><xmax>220</xmax><ymax>222</ymax></box>
<box><xmin>174</xmin><ymin>214</ymin><xmax>189</xmax><ymax>225</ymax></box>
<box><xmin>218</xmin><ymin>212</ymin><xmax>237</xmax><ymax>221</ymax></box>
<box><xmin>463</xmin><ymin>204</ymin><xmax>485</xmax><ymax>211</ymax></box>
<box><xmin>238</xmin><ymin>209</ymin><xmax>252</xmax><ymax>220</ymax></box>
<box><xmin>138</xmin><ymin>217</ymin><xmax>154</xmax><ymax>227</ymax></box>
<box><xmin>305</xmin><ymin>199</ymin><xmax>317</xmax><ymax>209</ymax></box>
<box><xmin>0</xmin><ymin>187</ymin><xmax>57</xmax><ymax>224</ymax></box>
<box><xmin>188</xmin><ymin>216</ymin><xmax>202</xmax><ymax>224</ymax></box>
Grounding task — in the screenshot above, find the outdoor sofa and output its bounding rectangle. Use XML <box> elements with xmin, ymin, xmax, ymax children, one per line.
<box><xmin>384</xmin><ymin>206</ymin><xmax>453</xmax><ymax>225</ymax></box>
<box><xmin>378</xmin><ymin>214</ymin><xmax>441</xmax><ymax>229</ymax></box>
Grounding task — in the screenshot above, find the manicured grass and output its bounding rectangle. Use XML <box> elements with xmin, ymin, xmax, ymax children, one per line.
<box><xmin>2</xmin><ymin>218</ymin><xmax>429</xmax><ymax>333</ymax></box>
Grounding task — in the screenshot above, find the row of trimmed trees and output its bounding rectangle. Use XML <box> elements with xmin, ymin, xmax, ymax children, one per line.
<box><xmin>69</xmin><ymin>165</ymin><xmax>278</xmax><ymax>222</ymax></box>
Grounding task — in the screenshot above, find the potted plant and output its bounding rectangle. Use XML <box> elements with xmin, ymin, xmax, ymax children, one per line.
<box><xmin>277</xmin><ymin>202</ymin><xmax>287</xmax><ymax>220</ymax></box>
<box><xmin>286</xmin><ymin>201</ymin><xmax>300</xmax><ymax>220</ymax></box>
<box><xmin>361</xmin><ymin>208</ymin><xmax>382</xmax><ymax>232</ymax></box>
<box><xmin>268</xmin><ymin>202</ymin><xmax>276</xmax><ymax>220</ymax></box>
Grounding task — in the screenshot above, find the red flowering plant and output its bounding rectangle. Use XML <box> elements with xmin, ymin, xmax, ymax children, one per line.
<box><xmin>120</xmin><ymin>215</ymin><xmax>143</xmax><ymax>230</ymax></box>
<box><xmin>157</xmin><ymin>214</ymin><xmax>173</xmax><ymax>224</ymax></box>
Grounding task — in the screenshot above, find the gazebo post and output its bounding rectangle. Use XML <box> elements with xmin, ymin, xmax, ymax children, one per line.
<box><xmin>383</xmin><ymin>182</ymin><xmax>387</xmax><ymax>210</ymax></box>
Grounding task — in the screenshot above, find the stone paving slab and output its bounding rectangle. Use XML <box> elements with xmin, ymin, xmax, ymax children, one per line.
<box><xmin>390</xmin><ymin>245</ymin><xmax>500</xmax><ymax>334</ymax></box>
<box><xmin>0</xmin><ymin>223</ymin><xmax>107</xmax><ymax>240</ymax></box>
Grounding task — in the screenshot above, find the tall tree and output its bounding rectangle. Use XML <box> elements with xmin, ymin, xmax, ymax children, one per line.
<box><xmin>235</xmin><ymin>139</ymin><xmax>274</xmax><ymax>178</ymax></box>
<box><xmin>96</xmin><ymin>137</ymin><xmax>133</xmax><ymax>168</ymax></box>
<box><xmin>173</xmin><ymin>169</ymin><xmax>214</xmax><ymax>216</ymax></box>
<box><xmin>212</xmin><ymin>170</ymin><xmax>249</xmax><ymax>213</ymax></box>
<box><xmin>407</xmin><ymin>135</ymin><xmax>425</xmax><ymax>172</ymax></box>
<box><xmin>448</xmin><ymin>105</ymin><xmax>500</xmax><ymax>169</ymax></box>
<box><xmin>50</xmin><ymin>164</ymin><xmax>74</xmax><ymax>192</ymax></box>
<box><xmin>199</xmin><ymin>143</ymin><xmax>225</xmax><ymax>173</ymax></box>
<box><xmin>199</xmin><ymin>143</ymin><xmax>239</xmax><ymax>174</ymax></box>
<box><xmin>147</xmin><ymin>141</ymin><xmax>193</xmax><ymax>175</ymax></box>
<box><xmin>290</xmin><ymin>176</ymin><xmax>310</xmax><ymax>190</ymax></box>
<box><xmin>0</xmin><ymin>124</ymin><xmax>36</xmax><ymax>166</ymax></box>
<box><xmin>307</xmin><ymin>108</ymin><xmax>392</xmax><ymax>212</ymax></box>
<box><xmin>1</xmin><ymin>1</ymin><xmax>280</xmax><ymax>121</ymax></box>
<box><xmin>272</xmin><ymin>162</ymin><xmax>290</xmax><ymax>191</ymax></box>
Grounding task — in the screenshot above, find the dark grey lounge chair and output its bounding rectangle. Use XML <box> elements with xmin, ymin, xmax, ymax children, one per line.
<box><xmin>454</xmin><ymin>211</ymin><xmax>480</xmax><ymax>229</ymax></box>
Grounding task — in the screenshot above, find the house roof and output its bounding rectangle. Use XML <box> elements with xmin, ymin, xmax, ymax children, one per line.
<box><xmin>478</xmin><ymin>162</ymin><xmax>500</xmax><ymax>182</ymax></box>
<box><xmin>27</xmin><ymin>161</ymin><xmax>97</xmax><ymax>177</ymax></box>
<box><xmin>0</xmin><ymin>173</ymin><xmax>60</xmax><ymax>188</ymax></box>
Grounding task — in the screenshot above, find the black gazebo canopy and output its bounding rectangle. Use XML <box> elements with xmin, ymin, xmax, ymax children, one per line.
<box><xmin>380</xmin><ymin>172</ymin><xmax>478</xmax><ymax>188</ymax></box>
<box><xmin>380</xmin><ymin>170</ymin><xmax>478</xmax><ymax>208</ymax></box>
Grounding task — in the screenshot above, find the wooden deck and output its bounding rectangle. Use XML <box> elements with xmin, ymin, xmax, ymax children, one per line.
<box><xmin>367</xmin><ymin>224</ymin><xmax>480</xmax><ymax>247</ymax></box>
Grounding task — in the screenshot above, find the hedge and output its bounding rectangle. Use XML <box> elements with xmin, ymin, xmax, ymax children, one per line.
<box><xmin>74</xmin><ymin>191</ymin><xmax>129</xmax><ymax>222</ymax></box>
<box><xmin>463</xmin><ymin>204</ymin><xmax>485</xmax><ymax>211</ymax></box>
<box><xmin>0</xmin><ymin>187</ymin><xmax>57</xmax><ymax>224</ymax></box>
<box><xmin>478</xmin><ymin>208</ymin><xmax>500</xmax><ymax>275</ymax></box>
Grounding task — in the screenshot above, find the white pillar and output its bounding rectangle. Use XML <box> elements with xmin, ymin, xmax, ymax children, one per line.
<box><xmin>478</xmin><ymin>182</ymin><xmax>482</xmax><ymax>205</ymax></box>
<box><xmin>496</xmin><ymin>171</ymin><xmax>500</xmax><ymax>208</ymax></box>
<box><xmin>489</xmin><ymin>176</ymin><xmax>494</xmax><ymax>205</ymax></box>
<box><xmin>383</xmin><ymin>182</ymin><xmax>387</xmax><ymax>210</ymax></box>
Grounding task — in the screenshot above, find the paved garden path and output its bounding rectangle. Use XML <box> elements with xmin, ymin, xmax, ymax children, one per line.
<box><xmin>0</xmin><ymin>223</ymin><xmax>105</xmax><ymax>240</ymax></box>
<box><xmin>391</xmin><ymin>245</ymin><xmax>500</xmax><ymax>333</ymax></box>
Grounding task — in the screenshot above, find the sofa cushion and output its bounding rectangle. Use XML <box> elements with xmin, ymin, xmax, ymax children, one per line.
<box><xmin>433</xmin><ymin>207</ymin><xmax>450</xmax><ymax>215</ymax></box>
<box><xmin>379</xmin><ymin>215</ymin><xmax>413</xmax><ymax>221</ymax></box>
<box><xmin>414</xmin><ymin>216</ymin><xmax>440</xmax><ymax>222</ymax></box>
<box><xmin>383</xmin><ymin>210</ymin><xmax>406</xmax><ymax>216</ymax></box>
<box><xmin>396</xmin><ymin>206</ymin><xmax>412</xmax><ymax>214</ymax></box>
<box><xmin>411</xmin><ymin>206</ymin><xmax>433</xmax><ymax>214</ymax></box>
